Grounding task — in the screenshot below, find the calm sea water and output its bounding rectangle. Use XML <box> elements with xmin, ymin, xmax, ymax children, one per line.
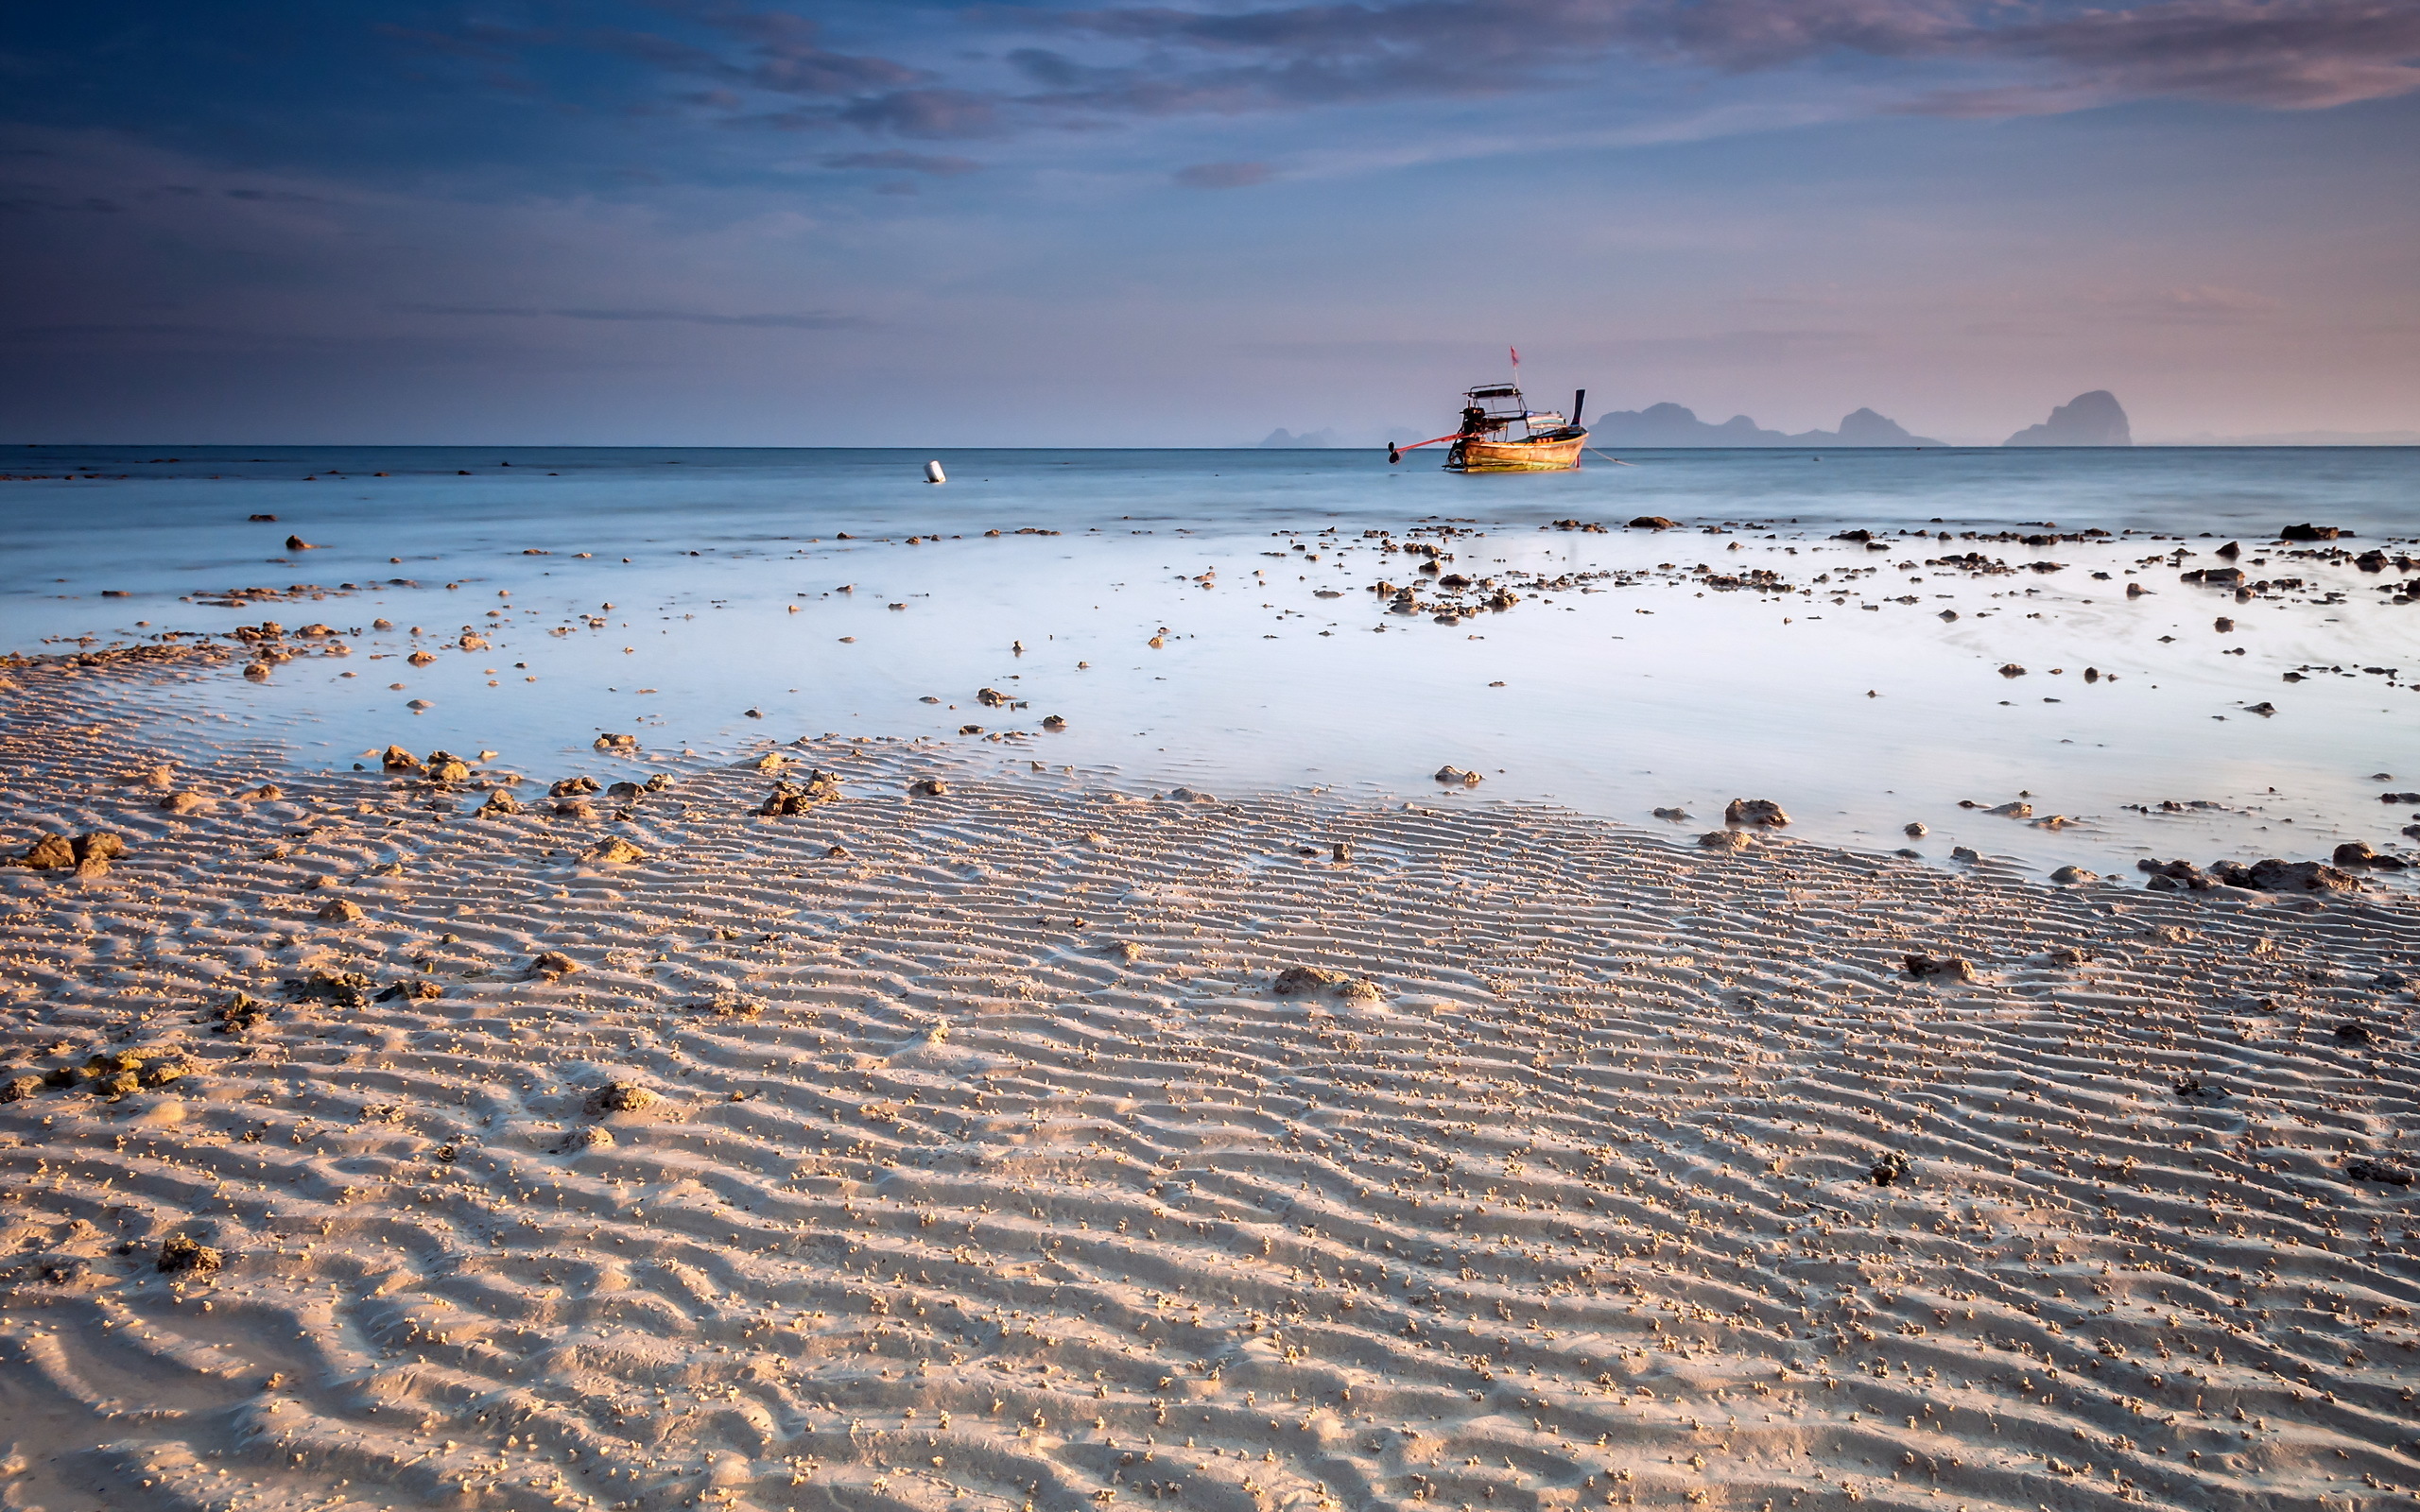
<box><xmin>4</xmin><ymin>444</ymin><xmax>2416</xmax><ymax>883</ymax></box>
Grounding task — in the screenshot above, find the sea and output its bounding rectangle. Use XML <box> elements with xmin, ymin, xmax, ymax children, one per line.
<box><xmin>4</xmin><ymin>443</ymin><xmax>2416</xmax><ymax>885</ymax></box>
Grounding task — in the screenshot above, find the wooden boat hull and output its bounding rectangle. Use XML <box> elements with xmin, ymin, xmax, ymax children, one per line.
<box><xmin>1446</xmin><ymin>430</ymin><xmax>1586</xmax><ymax>472</ymax></box>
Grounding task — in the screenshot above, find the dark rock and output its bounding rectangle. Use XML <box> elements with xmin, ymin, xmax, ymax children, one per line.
<box><xmin>1332</xmin><ymin>841</ymin><xmax>1353</xmax><ymax>862</ymax></box>
<box><xmin>586</xmin><ymin>1081</ymin><xmax>657</xmax><ymax>1114</ymax></box>
<box><xmin>2333</xmin><ymin>840</ymin><xmax>2408</xmax><ymax>868</ymax></box>
<box><xmin>2333</xmin><ymin>1022</ymin><xmax>2376</xmax><ymax>1045</ymax></box>
<box><xmin>1904</xmin><ymin>954</ymin><xmax>1976</xmax><ymax>982</ymax></box>
<box><xmin>530</xmin><ymin>951</ymin><xmax>580</xmax><ymax>977</ymax></box>
<box><xmin>374</xmin><ymin>979</ymin><xmax>441</xmax><ymax>1003</ymax></box>
<box><xmin>2279</xmin><ymin>523</ymin><xmax>2343</xmax><ymax>541</ymax></box>
<box><xmin>1434</xmin><ymin>765</ymin><xmax>1482</xmax><ymax>786</ymax></box>
<box><xmin>1042</xmin><ymin>715</ymin><xmax>1067</xmax><ymax>731</ymax></box>
<box><xmin>550</xmin><ymin>776</ymin><xmax>600</xmax><ymax>798</ymax></box>
<box><xmin>478</xmin><ymin>789</ymin><xmax>521</xmax><ymax>817</ymax></box>
<box><xmin>2172</xmin><ymin>1076</ymin><xmax>2226</xmax><ymax>1102</ymax></box>
<box><xmin>11</xmin><ymin>834</ymin><xmax>78</xmax><ymax>869</ymax></box>
<box><xmin>1273</xmin><ymin>965</ymin><xmax>1351</xmax><ymax>996</ymax></box>
<box><xmin>1870</xmin><ymin>1151</ymin><xmax>1910</xmax><ymax>1186</ymax></box>
<box><xmin>380</xmin><ymin>746</ymin><xmax>424</xmax><ymax>773</ymax></box>
<box><xmin>283</xmin><ymin>971</ymin><xmax>375</xmax><ymax>1007</ymax></box>
<box><xmin>977</xmin><ymin>687</ymin><xmax>1011</xmax><ymax>708</ymax></box>
<box><xmin>2345</xmin><ymin>1158</ymin><xmax>2411</xmax><ymax>1186</ymax></box>
<box><xmin>2246</xmin><ymin>858</ymin><xmax>2359</xmax><ymax>892</ymax></box>
<box><xmin>1724</xmin><ymin>798</ymin><xmax>1789</xmax><ymax>826</ymax></box>
<box><xmin>1628</xmin><ymin>516</ymin><xmax>1679</xmax><ymax>530</ymax></box>
<box><xmin>1699</xmin><ymin>830</ymin><xmax>1751</xmax><ymax>852</ymax></box>
<box><xmin>158</xmin><ymin>1234</ymin><xmax>223</xmax><ymax>1276</ymax></box>
<box><xmin>908</xmin><ymin>778</ymin><xmax>950</xmax><ymax>796</ymax></box>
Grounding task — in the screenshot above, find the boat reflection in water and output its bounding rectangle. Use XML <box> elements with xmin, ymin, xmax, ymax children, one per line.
<box><xmin>1390</xmin><ymin>379</ymin><xmax>1589</xmax><ymax>472</ymax></box>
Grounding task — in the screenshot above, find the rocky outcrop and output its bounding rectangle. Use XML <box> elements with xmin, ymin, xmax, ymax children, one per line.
<box><xmin>1589</xmin><ymin>403</ymin><xmax>1945</xmax><ymax>448</ymax></box>
<box><xmin>2004</xmin><ymin>390</ymin><xmax>2131</xmax><ymax>446</ymax></box>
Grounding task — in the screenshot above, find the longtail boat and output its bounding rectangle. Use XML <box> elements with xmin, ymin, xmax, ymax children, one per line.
<box><xmin>1391</xmin><ymin>378</ymin><xmax>1588</xmax><ymax>472</ymax></box>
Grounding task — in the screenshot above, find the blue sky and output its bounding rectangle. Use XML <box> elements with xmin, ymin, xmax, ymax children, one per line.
<box><xmin>2</xmin><ymin>1</ymin><xmax>2415</xmax><ymax>444</ymax></box>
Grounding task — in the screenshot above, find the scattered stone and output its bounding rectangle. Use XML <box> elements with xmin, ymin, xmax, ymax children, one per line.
<box><xmin>1627</xmin><ymin>516</ymin><xmax>1679</xmax><ymax>530</ymax></box>
<box><xmin>1042</xmin><ymin>715</ymin><xmax>1067</xmax><ymax>730</ymax></box>
<box><xmin>595</xmin><ymin>732</ymin><xmax>637</xmax><ymax>753</ymax></box>
<box><xmin>1869</xmin><ymin>1151</ymin><xmax>1910</xmax><ymax>1186</ymax></box>
<box><xmin>477</xmin><ymin>789</ymin><xmax>521</xmax><ymax>816</ymax></box>
<box><xmin>1951</xmin><ymin>846</ymin><xmax>1980</xmax><ymax>862</ymax></box>
<box><xmin>381</xmin><ymin>746</ymin><xmax>424</xmax><ymax>773</ymax></box>
<box><xmin>1652</xmin><ymin>807</ymin><xmax>1690</xmax><ymax>821</ymax></box>
<box><xmin>688</xmin><ymin>996</ymin><xmax>763</xmax><ymax>1019</ymax></box>
<box><xmin>1698</xmin><ymin>829</ymin><xmax>1751</xmax><ymax>852</ymax></box>
<box><xmin>1998</xmin><ymin>663</ymin><xmax>2026</xmax><ymax>678</ymax></box>
<box><xmin>316</xmin><ymin>898</ymin><xmax>365</xmax><ymax>922</ymax></box>
<box><xmin>530</xmin><ymin>951</ymin><xmax>580</xmax><ymax>977</ymax></box>
<box><xmin>1335</xmin><ymin>977</ymin><xmax>1384</xmax><ymax>1003</ymax></box>
<box><xmin>1104</xmin><ymin>940</ymin><xmax>1148</xmax><ymax>965</ymax></box>
<box><xmin>1434</xmin><ymin>765</ymin><xmax>1483</xmax><ymax>786</ymax></box>
<box><xmin>1331</xmin><ymin>840</ymin><xmax>1353</xmax><ymax>862</ymax></box>
<box><xmin>1904</xmin><ymin>954</ymin><xmax>1976</xmax><ymax>983</ymax></box>
<box><xmin>582</xmin><ymin>836</ymin><xmax>647</xmax><ymax>865</ymax></box>
<box><xmin>10</xmin><ymin>834</ymin><xmax>77</xmax><ymax>869</ymax></box>
<box><xmin>0</xmin><ymin>1074</ymin><xmax>41</xmax><ymax>1104</ymax></box>
<box><xmin>977</xmin><ymin>687</ymin><xmax>1011</xmax><ymax>708</ymax></box>
<box><xmin>2279</xmin><ymin>523</ymin><xmax>2343</xmax><ymax>541</ymax></box>
<box><xmin>551</xmin><ymin>776</ymin><xmax>600</xmax><ymax>798</ymax></box>
<box><xmin>1904</xmin><ymin>821</ymin><xmax>1927</xmax><ymax>836</ymax></box>
<box><xmin>586</xmin><ymin>1081</ymin><xmax>657</xmax><ymax>1114</ymax></box>
<box><xmin>159</xmin><ymin>791</ymin><xmax>204</xmax><ymax>815</ymax></box>
<box><xmin>406</xmin><ymin>651</ymin><xmax>436</xmax><ymax>668</ymax></box>
<box><xmin>554</xmin><ymin>799</ymin><xmax>596</xmax><ymax>819</ymax></box>
<box><xmin>908</xmin><ymin>778</ymin><xmax>950</xmax><ymax>797</ymax></box>
<box><xmin>424</xmin><ymin>752</ymin><xmax>471</xmax><ymax>782</ymax></box>
<box><xmin>1724</xmin><ymin>798</ymin><xmax>1789</xmax><ymax>826</ymax></box>
<box><xmin>1167</xmin><ymin>785</ymin><xmax>1218</xmax><ymax>802</ymax></box>
<box><xmin>207</xmin><ymin>992</ymin><xmax>270</xmax><ymax>1033</ymax></box>
<box><xmin>375</xmin><ymin>979</ymin><xmax>442</xmax><ymax>1003</ymax></box>
<box><xmin>158</xmin><ymin>1235</ymin><xmax>223</xmax><ymax>1276</ymax></box>
<box><xmin>2049</xmin><ymin>865</ymin><xmax>2096</xmax><ymax>885</ymax></box>
<box><xmin>2173</xmin><ymin>1076</ymin><xmax>2227</xmax><ymax>1102</ymax></box>
<box><xmin>2245</xmin><ymin>701</ymin><xmax>2275</xmax><ymax>716</ymax></box>
<box><xmin>2046</xmin><ymin>946</ymin><xmax>2092</xmax><ymax>967</ymax></box>
<box><xmin>2333</xmin><ymin>1022</ymin><xmax>2376</xmax><ymax>1045</ymax></box>
<box><xmin>1273</xmin><ymin>965</ymin><xmax>1352</xmax><ymax>996</ymax></box>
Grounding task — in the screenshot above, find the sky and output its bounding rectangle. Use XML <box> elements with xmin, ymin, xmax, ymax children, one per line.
<box><xmin>1</xmin><ymin>1</ymin><xmax>2415</xmax><ymax>446</ymax></box>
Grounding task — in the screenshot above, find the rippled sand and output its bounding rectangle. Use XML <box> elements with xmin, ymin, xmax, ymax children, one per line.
<box><xmin>2</xmin><ymin>656</ymin><xmax>2416</xmax><ymax>1512</ymax></box>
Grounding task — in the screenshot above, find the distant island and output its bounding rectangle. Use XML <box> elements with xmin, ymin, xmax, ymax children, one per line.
<box><xmin>2004</xmin><ymin>390</ymin><xmax>2131</xmax><ymax>446</ymax></box>
<box><xmin>1584</xmin><ymin>404</ymin><xmax>1945</xmax><ymax>448</ymax></box>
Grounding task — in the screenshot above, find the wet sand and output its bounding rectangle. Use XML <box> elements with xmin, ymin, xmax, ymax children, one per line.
<box><xmin>3</xmin><ymin>650</ymin><xmax>2416</xmax><ymax>1512</ymax></box>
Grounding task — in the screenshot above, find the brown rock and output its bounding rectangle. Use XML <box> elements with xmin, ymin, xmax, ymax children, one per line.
<box><xmin>582</xmin><ymin>836</ymin><xmax>646</xmax><ymax>865</ymax></box>
<box><xmin>1273</xmin><ymin>965</ymin><xmax>1351</xmax><ymax>996</ymax></box>
<box><xmin>908</xmin><ymin>778</ymin><xmax>950</xmax><ymax>796</ymax></box>
<box><xmin>1904</xmin><ymin>954</ymin><xmax>1976</xmax><ymax>982</ymax></box>
<box><xmin>1698</xmin><ymin>829</ymin><xmax>1751</xmax><ymax>852</ymax></box>
<box><xmin>477</xmin><ymin>789</ymin><xmax>521</xmax><ymax>817</ymax></box>
<box><xmin>586</xmin><ymin>1081</ymin><xmax>657</xmax><ymax>1115</ymax></box>
<box><xmin>158</xmin><ymin>1234</ymin><xmax>223</xmax><ymax>1276</ymax></box>
<box><xmin>317</xmin><ymin>899</ymin><xmax>365</xmax><ymax>922</ymax></box>
<box><xmin>1724</xmin><ymin>798</ymin><xmax>1789</xmax><ymax>826</ymax></box>
<box><xmin>381</xmin><ymin>746</ymin><xmax>424</xmax><ymax>772</ymax></box>
<box><xmin>530</xmin><ymin>951</ymin><xmax>580</xmax><ymax>977</ymax></box>
<box><xmin>13</xmin><ymin>834</ymin><xmax>77</xmax><ymax>869</ymax></box>
<box><xmin>1433</xmin><ymin>765</ymin><xmax>1482</xmax><ymax>786</ymax></box>
<box><xmin>160</xmin><ymin>791</ymin><xmax>204</xmax><ymax>815</ymax></box>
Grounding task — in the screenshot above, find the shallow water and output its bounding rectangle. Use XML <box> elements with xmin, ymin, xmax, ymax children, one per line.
<box><xmin>4</xmin><ymin>443</ymin><xmax>2416</xmax><ymax>884</ymax></box>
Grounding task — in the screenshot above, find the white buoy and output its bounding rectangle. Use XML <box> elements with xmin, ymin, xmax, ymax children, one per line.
<box><xmin>924</xmin><ymin>459</ymin><xmax>946</xmax><ymax>485</ymax></box>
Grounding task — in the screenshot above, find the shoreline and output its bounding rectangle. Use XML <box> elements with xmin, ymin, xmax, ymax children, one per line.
<box><xmin>2</xmin><ymin>657</ymin><xmax>2417</xmax><ymax>1511</ymax></box>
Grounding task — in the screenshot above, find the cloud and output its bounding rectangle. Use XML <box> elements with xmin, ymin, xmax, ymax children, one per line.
<box><xmin>395</xmin><ymin>304</ymin><xmax>866</xmax><ymax>329</ymax></box>
<box><xmin>1174</xmin><ymin>161</ymin><xmax>1274</xmax><ymax>187</ymax></box>
<box><xmin>821</xmin><ymin>150</ymin><xmax>984</xmax><ymax>176</ymax></box>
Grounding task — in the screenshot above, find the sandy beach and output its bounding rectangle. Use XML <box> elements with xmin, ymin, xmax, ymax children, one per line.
<box><xmin>3</xmin><ymin>640</ymin><xmax>2415</xmax><ymax>1512</ymax></box>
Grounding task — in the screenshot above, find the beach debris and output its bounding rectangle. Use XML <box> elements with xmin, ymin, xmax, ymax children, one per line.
<box><xmin>1434</xmin><ymin>765</ymin><xmax>1482</xmax><ymax>786</ymax></box>
<box><xmin>586</xmin><ymin>1081</ymin><xmax>657</xmax><ymax>1115</ymax></box>
<box><xmin>1698</xmin><ymin>830</ymin><xmax>1751</xmax><ymax>852</ymax></box>
<box><xmin>1998</xmin><ymin>663</ymin><xmax>2026</xmax><ymax>677</ymax></box>
<box><xmin>284</xmin><ymin>971</ymin><xmax>375</xmax><ymax>1007</ymax></box>
<box><xmin>1332</xmin><ymin>840</ymin><xmax>1353</xmax><ymax>862</ymax></box>
<box><xmin>0</xmin><ymin>1074</ymin><xmax>42</xmax><ymax>1104</ymax></box>
<box><xmin>908</xmin><ymin>778</ymin><xmax>950</xmax><ymax>797</ymax></box>
<box><xmin>977</xmin><ymin>687</ymin><xmax>1011</xmax><ymax>708</ymax></box>
<box><xmin>2173</xmin><ymin>1076</ymin><xmax>2227</xmax><ymax>1102</ymax></box>
<box><xmin>760</xmin><ymin>771</ymin><xmax>841</xmax><ymax>815</ymax></box>
<box><xmin>1652</xmin><ymin>807</ymin><xmax>1691</xmax><ymax>821</ymax></box>
<box><xmin>478</xmin><ymin>790</ymin><xmax>521</xmax><ymax>816</ymax></box>
<box><xmin>595</xmin><ymin>732</ymin><xmax>637</xmax><ymax>753</ymax></box>
<box><xmin>1723</xmin><ymin>798</ymin><xmax>1789</xmax><ymax>826</ymax></box>
<box><xmin>381</xmin><ymin>746</ymin><xmax>423</xmax><ymax>773</ymax></box>
<box><xmin>376</xmin><ymin>979</ymin><xmax>442</xmax><ymax>1003</ymax></box>
<box><xmin>1904</xmin><ymin>954</ymin><xmax>1976</xmax><ymax>983</ymax></box>
<box><xmin>2279</xmin><ymin>523</ymin><xmax>2343</xmax><ymax>541</ymax></box>
<box><xmin>424</xmin><ymin>751</ymin><xmax>471</xmax><ymax>782</ymax></box>
<box><xmin>2049</xmin><ymin>865</ymin><xmax>2097</xmax><ymax>885</ymax></box>
<box><xmin>2333</xmin><ymin>1021</ymin><xmax>2377</xmax><ymax>1045</ymax></box>
<box><xmin>529</xmin><ymin>951</ymin><xmax>581</xmax><ymax>978</ymax></box>
<box><xmin>582</xmin><ymin>836</ymin><xmax>647</xmax><ymax>866</ymax></box>
<box><xmin>158</xmin><ymin>1234</ymin><xmax>224</xmax><ymax>1276</ymax></box>
<box><xmin>316</xmin><ymin>899</ymin><xmax>365</xmax><ymax>922</ymax></box>
<box><xmin>285</xmin><ymin>534</ymin><xmax>314</xmax><ymax>551</ymax></box>
<box><xmin>1628</xmin><ymin>516</ymin><xmax>1679</xmax><ymax>530</ymax></box>
<box><xmin>1042</xmin><ymin>715</ymin><xmax>1068</xmax><ymax>730</ymax></box>
<box><xmin>1903</xmin><ymin>821</ymin><xmax>1927</xmax><ymax>836</ymax></box>
<box><xmin>208</xmin><ymin>993</ymin><xmax>270</xmax><ymax>1033</ymax></box>
<box><xmin>2345</xmin><ymin>1158</ymin><xmax>2411</xmax><ymax>1186</ymax></box>
<box><xmin>2332</xmin><ymin>841</ymin><xmax>2408</xmax><ymax>868</ymax></box>
<box><xmin>551</xmin><ymin>776</ymin><xmax>600</xmax><ymax>797</ymax></box>
<box><xmin>1869</xmin><ymin>1151</ymin><xmax>1910</xmax><ymax>1186</ymax></box>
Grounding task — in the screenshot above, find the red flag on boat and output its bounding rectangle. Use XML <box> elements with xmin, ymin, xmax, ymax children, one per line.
<box><xmin>1509</xmin><ymin>345</ymin><xmax>1520</xmax><ymax>370</ymax></box>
